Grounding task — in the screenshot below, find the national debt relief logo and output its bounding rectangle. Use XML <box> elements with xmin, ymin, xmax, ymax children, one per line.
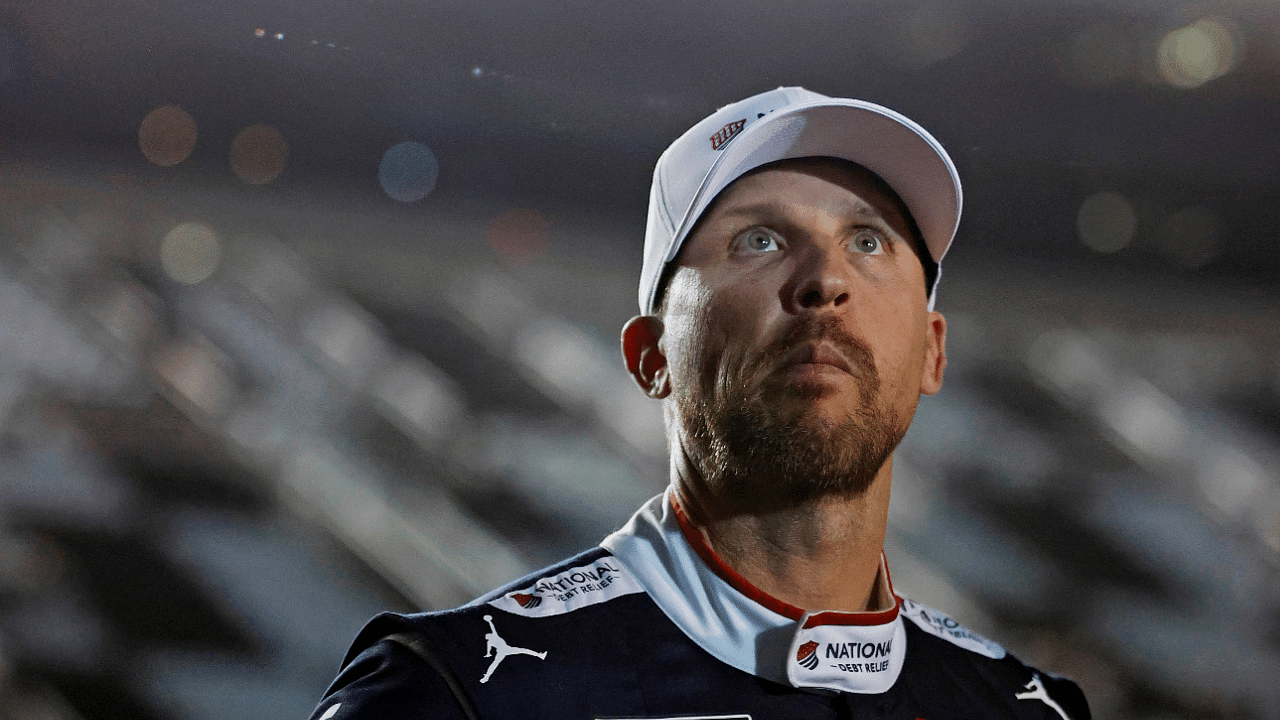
<box><xmin>900</xmin><ymin>598</ymin><xmax>1005</xmax><ymax>659</ymax></box>
<box><xmin>796</xmin><ymin>640</ymin><xmax>820</xmax><ymax>670</ymax></box>
<box><xmin>489</xmin><ymin>557</ymin><xmax>644</xmax><ymax>618</ymax></box>
<box><xmin>511</xmin><ymin>592</ymin><xmax>541</xmax><ymax>609</ymax></box>
<box><xmin>786</xmin><ymin>614</ymin><xmax>906</xmax><ymax>694</ymax></box>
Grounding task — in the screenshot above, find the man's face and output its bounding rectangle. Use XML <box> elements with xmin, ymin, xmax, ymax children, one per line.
<box><xmin>656</xmin><ymin>157</ymin><xmax>947</xmax><ymax>504</ymax></box>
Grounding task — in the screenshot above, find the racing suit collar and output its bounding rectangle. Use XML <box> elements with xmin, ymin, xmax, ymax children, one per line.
<box><xmin>667</xmin><ymin>492</ymin><xmax>900</xmax><ymax>626</ymax></box>
<box><xmin>602</xmin><ymin>490</ymin><xmax>907</xmax><ymax>694</ymax></box>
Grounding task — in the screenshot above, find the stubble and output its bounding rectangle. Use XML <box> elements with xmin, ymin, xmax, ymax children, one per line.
<box><xmin>679</xmin><ymin>315</ymin><xmax>907</xmax><ymax>508</ymax></box>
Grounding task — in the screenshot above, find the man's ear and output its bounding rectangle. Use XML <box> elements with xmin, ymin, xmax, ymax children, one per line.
<box><xmin>919</xmin><ymin>311</ymin><xmax>947</xmax><ymax>396</ymax></box>
<box><xmin>621</xmin><ymin>315</ymin><xmax>670</xmax><ymax>399</ymax></box>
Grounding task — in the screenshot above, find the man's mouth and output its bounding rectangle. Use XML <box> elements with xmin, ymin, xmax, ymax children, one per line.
<box><xmin>781</xmin><ymin>343</ymin><xmax>854</xmax><ymax>375</ymax></box>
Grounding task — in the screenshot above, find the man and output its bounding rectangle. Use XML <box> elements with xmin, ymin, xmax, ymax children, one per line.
<box><xmin>308</xmin><ymin>87</ymin><xmax>1090</xmax><ymax>719</ymax></box>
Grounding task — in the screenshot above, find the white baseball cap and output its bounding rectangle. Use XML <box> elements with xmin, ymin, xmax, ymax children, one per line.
<box><xmin>639</xmin><ymin>86</ymin><xmax>962</xmax><ymax>314</ymax></box>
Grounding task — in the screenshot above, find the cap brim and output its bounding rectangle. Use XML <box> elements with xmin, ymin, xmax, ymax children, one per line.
<box><xmin>667</xmin><ymin>99</ymin><xmax>962</xmax><ymax>272</ymax></box>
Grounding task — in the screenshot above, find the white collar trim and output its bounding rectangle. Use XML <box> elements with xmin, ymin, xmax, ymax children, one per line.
<box><xmin>602</xmin><ymin>491</ymin><xmax>907</xmax><ymax>694</ymax></box>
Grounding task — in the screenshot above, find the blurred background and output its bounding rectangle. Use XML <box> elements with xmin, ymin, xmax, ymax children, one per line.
<box><xmin>1</xmin><ymin>0</ymin><xmax>1278</xmax><ymax>718</ymax></box>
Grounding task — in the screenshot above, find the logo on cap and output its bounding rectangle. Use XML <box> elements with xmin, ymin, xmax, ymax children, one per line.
<box><xmin>796</xmin><ymin>640</ymin><xmax>820</xmax><ymax>669</ymax></box>
<box><xmin>710</xmin><ymin>119</ymin><xmax>746</xmax><ymax>150</ymax></box>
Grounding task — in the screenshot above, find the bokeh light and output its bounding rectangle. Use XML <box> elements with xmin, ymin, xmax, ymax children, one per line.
<box><xmin>378</xmin><ymin>141</ymin><xmax>440</xmax><ymax>203</ymax></box>
<box><xmin>1159</xmin><ymin>205</ymin><xmax>1222</xmax><ymax>268</ymax></box>
<box><xmin>488</xmin><ymin>208</ymin><xmax>550</xmax><ymax>262</ymax></box>
<box><xmin>160</xmin><ymin>222</ymin><xmax>222</xmax><ymax>284</ymax></box>
<box><xmin>230</xmin><ymin>124</ymin><xmax>288</xmax><ymax>184</ymax></box>
<box><xmin>155</xmin><ymin>341</ymin><xmax>235</xmax><ymax>418</ymax></box>
<box><xmin>1157</xmin><ymin>18</ymin><xmax>1236</xmax><ymax>89</ymax></box>
<box><xmin>138</xmin><ymin>105</ymin><xmax>197</xmax><ymax>167</ymax></box>
<box><xmin>1076</xmin><ymin>191</ymin><xmax>1138</xmax><ymax>253</ymax></box>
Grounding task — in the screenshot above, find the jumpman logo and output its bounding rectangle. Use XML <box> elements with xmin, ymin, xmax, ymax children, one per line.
<box><xmin>1015</xmin><ymin>674</ymin><xmax>1070</xmax><ymax>720</ymax></box>
<box><xmin>480</xmin><ymin>614</ymin><xmax>547</xmax><ymax>683</ymax></box>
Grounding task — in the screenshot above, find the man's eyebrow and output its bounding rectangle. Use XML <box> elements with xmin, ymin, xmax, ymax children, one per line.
<box><xmin>715</xmin><ymin>199</ymin><xmax>904</xmax><ymax>226</ymax></box>
<box><xmin>712</xmin><ymin>200</ymin><xmax>791</xmax><ymax>219</ymax></box>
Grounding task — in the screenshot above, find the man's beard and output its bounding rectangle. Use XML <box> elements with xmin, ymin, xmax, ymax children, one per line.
<box><xmin>678</xmin><ymin>315</ymin><xmax>907</xmax><ymax>507</ymax></box>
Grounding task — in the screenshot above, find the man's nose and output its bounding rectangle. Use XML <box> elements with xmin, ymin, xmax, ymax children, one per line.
<box><xmin>785</xmin><ymin>242</ymin><xmax>851</xmax><ymax>311</ymax></box>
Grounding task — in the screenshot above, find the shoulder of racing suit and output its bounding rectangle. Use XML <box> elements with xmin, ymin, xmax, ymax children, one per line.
<box><xmin>309</xmin><ymin>541</ymin><xmax>1089</xmax><ymax>720</ymax></box>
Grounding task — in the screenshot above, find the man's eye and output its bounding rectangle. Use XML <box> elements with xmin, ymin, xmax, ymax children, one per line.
<box><xmin>733</xmin><ymin>228</ymin><xmax>780</xmax><ymax>253</ymax></box>
<box><xmin>849</xmin><ymin>230</ymin><xmax>884</xmax><ymax>255</ymax></box>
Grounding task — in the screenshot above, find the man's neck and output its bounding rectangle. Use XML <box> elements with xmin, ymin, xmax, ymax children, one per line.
<box><xmin>673</xmin><ymin>456</ymin><xmax>894</xmax><ymax>614</ymax></box>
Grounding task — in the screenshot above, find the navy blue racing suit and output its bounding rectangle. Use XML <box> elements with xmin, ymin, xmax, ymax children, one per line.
<box><xmin>309</xmin><ymin>492</ymin><xmax>1090</xmax><ymax>719</ymax></box>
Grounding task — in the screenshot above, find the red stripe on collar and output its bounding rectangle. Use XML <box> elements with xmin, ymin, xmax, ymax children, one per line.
<box><xmin>670</xmin><ymin>492</ymin><xmax>806</xmax><ymax>620</ymax></box>
<box><xmin>669</xmin><ymin>494</ymin><xmax>901</xmax><ymax>627</ymax></box>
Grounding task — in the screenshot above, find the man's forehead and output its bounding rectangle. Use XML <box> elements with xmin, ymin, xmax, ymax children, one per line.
<box><xmin>700</xmin><ymin>157</ymin><xmax>913</xmax><ymax>233</ymax></box>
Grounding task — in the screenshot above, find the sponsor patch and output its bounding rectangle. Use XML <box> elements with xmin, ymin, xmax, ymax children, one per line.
<box><xmin>709</xmin><ymin>119</ymin><xmax>746</xmax><ymax>150</ymax></box>
<box><xmin>512</xmin><ymin>592</ymin><xmax>541</xmax><ymax>609</ymax></box>
<box><xmin>900</xmin><ymin>598</ymin><xmax>1005</xmax><ymax>659</ymax></box>
<box><xmin>489</xmin><ymin>558</ymin><xmax>644</xmax><ymax>617</ymax></box>
<box><xmin>786</xmin><ymin>613</ymin><xmax>906</xmax><ymax>694</ymax></box>
<box><xmin>796</xmin><ymin>640</ymin><xmax>820</xmax><ymax>670</ymax></box>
